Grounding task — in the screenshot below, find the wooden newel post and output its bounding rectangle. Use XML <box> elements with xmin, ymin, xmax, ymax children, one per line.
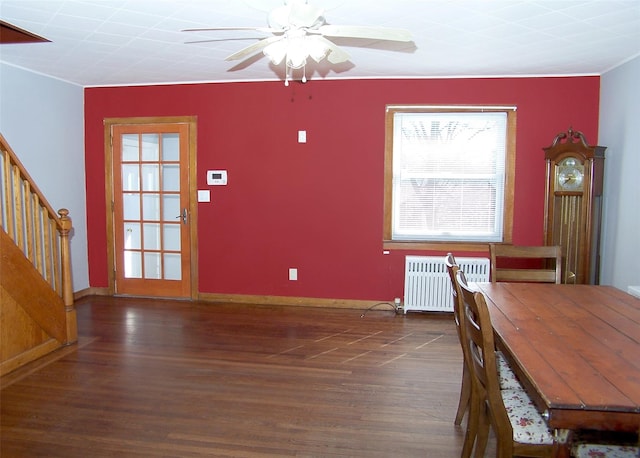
<box><xmin>58</xmin><ymin>208</ymin><xmax>77</xmax><ymax>344</ymax></box>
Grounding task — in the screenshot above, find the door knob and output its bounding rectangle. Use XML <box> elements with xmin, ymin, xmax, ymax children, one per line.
<box><xmin>175</xmin><ymin>208</ymin><xmax>187</xmax><ymax>224</ymax></box>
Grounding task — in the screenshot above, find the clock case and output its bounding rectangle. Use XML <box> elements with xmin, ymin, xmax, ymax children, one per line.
<box><xmin>543</xmin><ymin>128</ymin><xmax>606</xmax><ymax>284</ymax></box>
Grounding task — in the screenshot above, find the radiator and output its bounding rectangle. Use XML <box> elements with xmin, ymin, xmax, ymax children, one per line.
<box><xmin>403</xmin><ymin>256</ymin><xmax>490</xmax><ymax>313</ymax></box>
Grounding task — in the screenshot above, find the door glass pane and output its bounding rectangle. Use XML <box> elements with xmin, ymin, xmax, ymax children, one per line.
<box><xmin>164</xmin><ymin>253</ymin><xmax>182</xmax><ymax>280</ymax></box>
<box><xmin>162</xmin><ymin>134</ymin><xmax>179</xmax><ymax>161</ymax></box>
<box><xmin>144</xmin><ymin>252</ymin><xmax>161</xmax><ymax>279</ymax></box>
<box><xmin>142</xmin><ymin>194</ymin><xmax>160</xmax><ymax>221</ymax></box>
<box><xmin>163</xmin><ymin>224</ymin><xmax>181</xmax><ymax>251</ymax></box>
<box><xmin>141</xmin><ymin>134</ymin><xmax>159</xmax><ymax>161</ymax></box>
<box><xmin>124</xmin><ymin>223</ymin><xmax>141</xmax><ymax>249</ymax></box>
<box><xmin>163</xmin><ymin>195</ymin><xmax>180</xmax><ymax>221</ymax></box>
<box><xmin>123</xmin><ymin>193</ymin><xmax>140</xmax><ymax>220</ymax></box>
<box><xmin>122</xmin><ymin>134</ymin><xmax>139</xmax><ymax>161</ymax></box>
<box><xmin>142</xmin><ymin>164</ymin><xmax>159</xmax><ymax>191</ymax></box>
<box><xmin>162</xmin><ymin>164</ymin><xmax>180</xmax><ymax>191</ymax></box>
<box><xmin>122</xmin><ymin>164</ymin><xmax>140</xmax><ymax>191</ymax></box>
<box><xmin>124</xmin><ymin>251</ymin><xmax>142</xmax><ymax>278</ymax></box>
<box><xmin>143</xmin><ymin>223</ymin><xmax>161</xmax><ymax>250</ymax></box>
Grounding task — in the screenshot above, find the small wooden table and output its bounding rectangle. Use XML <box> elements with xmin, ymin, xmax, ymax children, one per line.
<box><xmin>475</xmin><ymin>282</ymin><xmax>640</xmax><ymax>436</ymax></box>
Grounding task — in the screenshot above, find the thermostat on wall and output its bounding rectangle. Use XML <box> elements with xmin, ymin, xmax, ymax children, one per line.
<box><xmin>207</xmin><ymin>170</ymin><xmax>227</xmax><ymax>185</ymax></box>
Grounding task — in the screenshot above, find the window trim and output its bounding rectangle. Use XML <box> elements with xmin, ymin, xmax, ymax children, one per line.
<box><xmin>383</xmin><ymin>105</ymin><xmax>516</xmax><ymax>251</ymax></box>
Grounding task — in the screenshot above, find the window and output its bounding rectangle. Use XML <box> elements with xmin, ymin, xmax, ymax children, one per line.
<box><xmin>383</xmin><ymin>105</ymin><xmax>516</xmax><ymax>249</ymax></box>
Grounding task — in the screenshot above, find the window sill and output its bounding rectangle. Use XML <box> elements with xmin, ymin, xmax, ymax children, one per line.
<box><xmin>383</xmin><ymin>240</ymin><xmax>493</xmax><ymax>252</ymax></box>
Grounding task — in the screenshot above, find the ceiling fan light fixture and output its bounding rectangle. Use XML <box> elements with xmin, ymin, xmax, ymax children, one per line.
<box><xmin>286</xmin><ymin>36</ymin><xmax>309</xmax><ymax>69</ymax></box>
<box><xmin>306</xmin><ymin>35</ymin><xmax>330</xmax><ymax>63</ymax></box>
<box><xmin>263</xmin><ymin>40</ymin><xmax>287</xmax><ymax>65</ymax></box>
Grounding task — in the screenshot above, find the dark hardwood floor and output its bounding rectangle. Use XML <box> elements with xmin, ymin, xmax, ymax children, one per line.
<box><xmin>1</xmin><ymin>296</ymin><xmax>495</xmax><ymax>457</ymax></box>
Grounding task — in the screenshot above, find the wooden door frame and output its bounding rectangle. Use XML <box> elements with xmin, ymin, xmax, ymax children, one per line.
<box><xmin>104</xmin><ymin>116</ymin><xmax>198</xmax><ymax>299</ymax></box>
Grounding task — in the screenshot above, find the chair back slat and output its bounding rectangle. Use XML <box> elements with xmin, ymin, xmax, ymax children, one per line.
<box><xmin>489</xmin><ymin>243</ymin><xmax>562</xmax><ymax>284</ymax></box>
<box><xmin>445</xmin><ymin>253</ymin><xmax>462</xmax><ymax>330</ymax></box>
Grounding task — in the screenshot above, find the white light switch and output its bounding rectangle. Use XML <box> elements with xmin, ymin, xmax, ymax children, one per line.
<box><xmin>197</xmin><ymin>190</ymin><xmax>211</xmax><ymax>202</ymax></box>
<box><xmin>298</xmin><ymin>130</ymin><xmax>306</xmax><ymax>143</ymax></box>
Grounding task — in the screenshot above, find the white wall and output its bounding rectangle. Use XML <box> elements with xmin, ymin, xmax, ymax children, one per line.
<box><xmin>0</xmin><ymin>62</ymin><xmax>89</xmax><ymax>291</ymax></box>
<box><xmin>598</xmin><ymin>55</ymin><xmax>640</xmax><ymax>292</ymax></box>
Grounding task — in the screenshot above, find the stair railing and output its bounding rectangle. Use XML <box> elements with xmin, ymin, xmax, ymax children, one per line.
<box><xmin>0</xmin><ymin>133</ymin><xmax>76</xmax><ymax>344</ymax></box>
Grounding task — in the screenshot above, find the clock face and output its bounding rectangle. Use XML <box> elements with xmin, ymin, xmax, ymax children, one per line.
<box><xmin>556</xmin><ymin>157</ymin><xmax>584</xmax><ymax>191</ymax></box>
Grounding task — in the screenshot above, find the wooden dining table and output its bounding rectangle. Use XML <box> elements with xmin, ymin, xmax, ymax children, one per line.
<box><xmin>474</xmin><ymin>282</ymin><xmax>640</xmax><ymax>444</ymax></box>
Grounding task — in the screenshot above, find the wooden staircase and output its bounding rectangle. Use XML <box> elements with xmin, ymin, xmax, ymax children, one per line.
<box><xmin>0</xmin><ymin>133</ymin><xmax>77</xmax><ymax>376</ymax></box>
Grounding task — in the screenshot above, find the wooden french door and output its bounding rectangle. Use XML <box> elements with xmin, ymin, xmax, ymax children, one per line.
<box><xmin>106</xmin><ymin>118</ymin><xmax>196</xmax><ymax>298</ymax></box>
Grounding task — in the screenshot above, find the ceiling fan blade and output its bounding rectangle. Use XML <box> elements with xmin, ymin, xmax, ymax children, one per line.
<box><xmin>317</xmin><ymin>25</ymin><xmax>412</xmax><ymax>42</ymax></box>
<box><xmin>313</xmin><ymin>36</ymin><xmax>350</xmax><ymax>64</ymax></box>
<box><xmin>182</xmin><ymin>26</ymin><xmax>280</xmax><ymax>34</ymax></box>
<box><xmin>185</xmin><ymin>37</ymin><xmax>262</xmax><ymax>45</ymax></box>
<box><xmin>225</xmin><ymin>35</ymin><xmax>284</xmax><ymax>61</ymax></box>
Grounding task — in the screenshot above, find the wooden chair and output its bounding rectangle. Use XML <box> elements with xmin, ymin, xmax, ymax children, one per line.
<box><xmin>572</xmin><ymin>443</ymin><xmax>639</xmax><ymax>457</ymax></box>
<box><xmin>456</xmin><ymin>269</ymin><xmax>557</xmax><ymax>457</ymax></box>
<box><xmin>446</xmin><ymin>253</ymin><xmax>521</xmax><ymax>458</ymax></box>
<box><xmin>571</xmin><ymin>430</ymin><xmax>639</xmax><ymax>458</ymax></box>
<box><xmin>489</xmin><ymin>244</ymin><xmax>562</xmax><ymax>284</ymax></box>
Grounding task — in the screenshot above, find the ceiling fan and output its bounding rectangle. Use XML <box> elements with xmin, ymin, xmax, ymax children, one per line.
<box><xmin>183</xmin><ymin>0</ymin><xmax>412</xmax><ymax>85</ymax></box>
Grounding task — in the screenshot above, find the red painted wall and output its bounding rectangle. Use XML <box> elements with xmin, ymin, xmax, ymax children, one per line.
<box><xmin>84</xmin><ymin>77</ymin><xmax>600</xmax><ymax>301</ymax></box>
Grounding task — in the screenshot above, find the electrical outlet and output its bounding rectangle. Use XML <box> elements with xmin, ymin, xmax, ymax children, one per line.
<box><xmin>289</xmin><ymin>268</ymin><xmax>298</xmax><ymax>281</ymax></box>
<box><xmin>394</xmin><ymin>297</ymin><xmax>402</xmax><ymax>312</ymax></box>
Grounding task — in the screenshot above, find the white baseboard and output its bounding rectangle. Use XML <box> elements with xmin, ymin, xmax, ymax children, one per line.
<box><xmin>628</xmin><ymin>285</ymin><xmax>640</xmax><ymax>298</ymax></box>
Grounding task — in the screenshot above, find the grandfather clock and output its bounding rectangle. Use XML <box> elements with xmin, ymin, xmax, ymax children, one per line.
<box><xmin>543</xmin><ymin>128</ymin><xmax>606</xmax><ymax>284</ymax></box>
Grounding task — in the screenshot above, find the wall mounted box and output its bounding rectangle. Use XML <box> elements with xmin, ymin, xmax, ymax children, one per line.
<box><xmin>207</xmin><ymin>170</ymin><xmax>227</xmax><ymax>185</ymax></box>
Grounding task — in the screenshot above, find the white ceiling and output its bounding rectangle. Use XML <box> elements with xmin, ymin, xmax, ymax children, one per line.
<box><xmin>1</xmin><ymin>0</ymin><xmax>639</xmax><ymax>87</ymax></box>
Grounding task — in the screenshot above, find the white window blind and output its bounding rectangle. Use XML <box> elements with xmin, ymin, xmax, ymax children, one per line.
<box><xmin>391</xmin><ymin>110</ymin><xmax>508</xmax><ymax>242</ymax></box>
